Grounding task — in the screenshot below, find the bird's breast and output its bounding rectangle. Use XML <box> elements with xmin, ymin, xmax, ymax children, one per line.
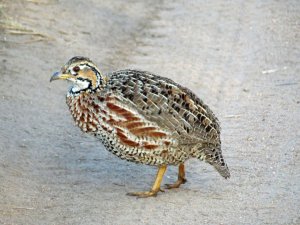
<box><xmin>66</xmin><ymin>92</ymin><xmax>177</xmax><ymax>153</ymax></box>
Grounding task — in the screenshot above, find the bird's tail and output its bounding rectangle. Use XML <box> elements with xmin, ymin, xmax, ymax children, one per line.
<box><xmin>197</xmin><ymin>146</ymin><xmax>230</xmax><ymax>179</ymax></box>
<box><xmin>210</xmin><ymin>159</ymin><xmax>230</xmax><ymax>179</ymax></box>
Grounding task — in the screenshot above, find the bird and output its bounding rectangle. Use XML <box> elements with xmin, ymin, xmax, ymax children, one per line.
<box><xmin>50</xmin><ymin>56</ymin><xmax>230</xmax><ymax>198</ymax></box>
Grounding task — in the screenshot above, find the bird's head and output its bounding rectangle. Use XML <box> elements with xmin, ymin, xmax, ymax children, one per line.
<box><xmin>50</xmin><ymin>56</ymin><xmax>106</xmax><ymax>94</ymax></box>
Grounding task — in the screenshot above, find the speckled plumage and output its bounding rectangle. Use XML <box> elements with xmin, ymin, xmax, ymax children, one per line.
<box><xmin>51</xmin><ymin>56</ymin><xmax>230</xmax><ymax>197</ymax></box>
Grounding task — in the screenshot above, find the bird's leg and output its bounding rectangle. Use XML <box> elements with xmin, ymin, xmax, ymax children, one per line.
<box><xmin>165</xmin><ymin>163</ymin><xmax>187</xmax><ymax>189</ymax></box>
<box><xmin>127</xmin><ymin>165</ymin><xmax>167</xmax><ymax>198</ymax></box>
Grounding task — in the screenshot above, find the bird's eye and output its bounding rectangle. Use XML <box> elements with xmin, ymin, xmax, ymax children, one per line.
<box><xmin>73</xmin><ymin>66</ymin><xmax>80</xmax><ymax>73</ymax></box>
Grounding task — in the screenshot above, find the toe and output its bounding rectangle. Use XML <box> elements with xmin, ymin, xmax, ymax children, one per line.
<box><xmin>165</xmin><ymin>183</ymin><xmax>179</xmax><ymax>189</ymax></box>
<box><xmin>126</xmin><ymin>191</ymin><xmax>158</xmax><ymax>198</ymax></box>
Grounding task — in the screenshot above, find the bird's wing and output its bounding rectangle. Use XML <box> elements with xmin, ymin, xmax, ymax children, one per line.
<box><xmin>106</xmin><ymin>70</ymin><xmax>221</xmax><ymax>145</ymax></box>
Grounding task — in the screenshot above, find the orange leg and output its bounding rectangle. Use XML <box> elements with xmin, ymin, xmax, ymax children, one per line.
<box><xmin>127</xmin><ymin>165</ymin><xmax>167</xmax><ymax>198</ymax></box>
<box><xmin>165</xmin><ymin>163</ymin><xmax>187</xmax><ymax>189</ymax></box>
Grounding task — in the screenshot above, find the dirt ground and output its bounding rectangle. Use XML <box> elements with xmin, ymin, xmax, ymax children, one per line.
<box><xmin>0</xmin><ymin>0</ymin><xmax>299</xmax><ymax>224</ymax></box>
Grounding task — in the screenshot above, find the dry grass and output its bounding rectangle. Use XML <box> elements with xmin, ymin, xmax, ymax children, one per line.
<box><xmin>25</xmin><ymin>0</ymin><xmax>54</xmax><ymax>4</ymax></box>
<box><xmin>0</xmin><ymin>0</ymin><xmax>53</xmax><ymax>42</ymax></box>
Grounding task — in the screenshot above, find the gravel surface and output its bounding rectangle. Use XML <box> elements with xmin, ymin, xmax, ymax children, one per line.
<box><xmin>0</xmin><ymin>0</ymin><xmax>299</xmax><ymax>224</ymax></box>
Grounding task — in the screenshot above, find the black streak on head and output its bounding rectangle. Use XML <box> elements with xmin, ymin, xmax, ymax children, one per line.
<box><xmin>67</xmin><ymin>56</ymin><xmax>93</xmax><ymax>66</ymax></box>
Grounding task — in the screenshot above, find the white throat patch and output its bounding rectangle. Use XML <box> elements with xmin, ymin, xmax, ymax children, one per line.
<box><xmin>71</xmin><ymin>79</ymin><xmax>90</xmax><ymax>93</ymax></box>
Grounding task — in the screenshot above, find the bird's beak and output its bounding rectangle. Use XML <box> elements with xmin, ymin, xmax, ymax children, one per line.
<box><xmin>50</xmin><ymin>71</ymin><xmax>71</xmax><ymax>82</ymax></box>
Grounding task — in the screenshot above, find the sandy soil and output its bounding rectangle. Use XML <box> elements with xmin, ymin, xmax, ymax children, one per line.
<box><xmin>0</xmin><ymin>0</ymin><xmax>299</xmax><ymax>224</ymax></box>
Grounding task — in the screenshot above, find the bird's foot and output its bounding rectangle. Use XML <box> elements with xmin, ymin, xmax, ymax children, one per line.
<box><xmin>165</xmin><ymin>178</ymin><xmax>187</xmax><ymax>189</ymax></box>
<box><xmin>127</xmin><ymin>188</ymin><xmax>164</xmax><ymax>198</ymax></box>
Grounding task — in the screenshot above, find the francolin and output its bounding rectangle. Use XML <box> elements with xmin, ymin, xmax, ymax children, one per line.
<box><xmin>50</xmin><ymin>56</ymin><xmax>230</xmax><ymax>197</ymax></box>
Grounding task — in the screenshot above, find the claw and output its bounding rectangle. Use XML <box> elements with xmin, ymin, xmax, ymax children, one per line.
<box><xmin>126</xmin><ymin>165</ymin><xmax>167</xmax><ymax>198</ymax></box>
<box><xmin>126</xmin><ymin>188</ymin><xmax>165</xmax><ymax>198</ymax></box>
<box><xmin>127</xmin><ymin>190</ymin><xmax>158</xmax><ymax>198</ymax></box>
<box><xmin>165</xmin><ymin>178</ymin><xmax>187</xmax><ymax>189</ymax></box>
<box><xmin>165</xmin><ymin>164</ymin><xmax>187</xmax><ymax>189</ymax></box>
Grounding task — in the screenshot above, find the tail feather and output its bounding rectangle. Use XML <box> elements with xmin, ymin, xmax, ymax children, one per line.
<box><xmin>197</xmin><ymin>146</ymin><xmax>230</xmax><ymax>179</ymax></box>
<box><xmin>210</xmin><ymin>160</ymin><xmax>230</xmax><ymax>179</ymax></box>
